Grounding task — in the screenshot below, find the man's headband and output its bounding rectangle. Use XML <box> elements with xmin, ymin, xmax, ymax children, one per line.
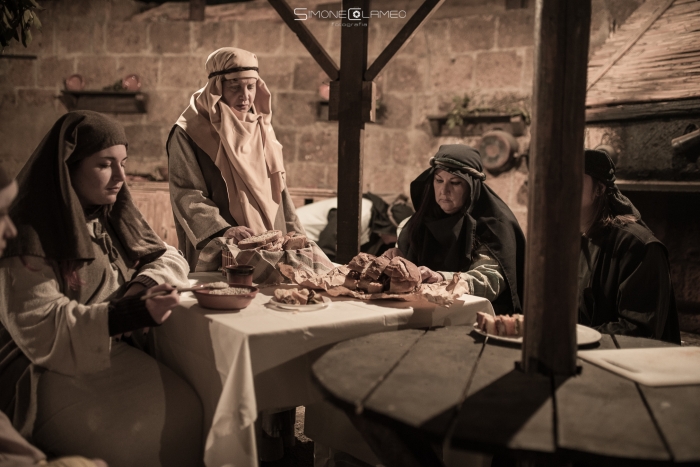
<box><xmin>208</xmin><ymin>66</ymin><xmax>259</xmax><ymax>79</ymax></box>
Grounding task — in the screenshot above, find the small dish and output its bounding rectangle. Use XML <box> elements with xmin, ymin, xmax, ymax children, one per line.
<box><xmin>64</xmin><ymin>74</ymin><xmax>85</xmax><ymax>91</ymax></box>
<box><xmin>472</xmin><ymin>323</ymin><xmax>602</xmax><ymax>347</ymax></box>
<box><xmin>267</xmin><ymin>296</ymin><xmax>331</xmax><ymax>312</ymax></box>
<box><xmin>225</xmin><ymin>264</ymin><xmax>254</xmax><ymax>286</ymax></box>
<box><xmin>122</xmin><ymin>74</ymin><xmax>141</xmax><ymax>91</ymax></box>
<box><xmin>193</xmin><ymin>285</ymin><xmax>258</xmax><ymax>310</ymax></box>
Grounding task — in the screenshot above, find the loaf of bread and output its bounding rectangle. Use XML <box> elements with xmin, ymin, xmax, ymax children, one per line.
<box><xmin>282</xmin><ymin>231</ymin><xmax>308</xmax><ymax>250</ymax></box>
<box><xmin>384</xmin><ymin>257</ymin><xmax>421</xmax><ymax>294</ymax></box>
<box><xmin>238</xmin><ymin>230</ymin><xmax>283</xmax><ymax>250</ymax></box>
<box><xmin>364</xmin><ymin>255</ymin><xmax>390</xmax><ymax>280</ymax></box>
<box><xmin>348</xmin><ymin>253</ymin><xmax>376</xmax><ymax>274</ymax></box>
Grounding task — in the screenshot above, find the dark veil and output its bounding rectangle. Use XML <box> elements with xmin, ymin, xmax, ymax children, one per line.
<box><xmin>398</xmin><ymin>144</ymin><xmax>525</xmax><ymax>314</ymax></box>
<box><xmin>3</xmin><ymin>111</ymin><xmax>166</xmax><ymax>267</ymax></box>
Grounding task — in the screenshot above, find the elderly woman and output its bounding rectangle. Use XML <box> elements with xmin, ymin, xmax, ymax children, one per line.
<box><xmin>579</xmin><ymin>148</ymin><xmax>680</xmax><ymax>343</ymax></box>
<box><xmin>397</xmin><ymin>144</ymin><xmax>525</xmax><ymax>314</ymax></box>
<box><xmin>168</xmin><ymin>47</ymin><xmax>305</xmax><ymax>269</ymax></box>
<box><xmin>0</xmin><ymin>111</ymin><xmax>203</xmax><ymax>467</ymax></box>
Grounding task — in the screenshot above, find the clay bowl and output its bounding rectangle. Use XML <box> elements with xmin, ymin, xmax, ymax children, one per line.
<box><xmin>193</xmin><ymin>285</ymin><xmax>259</xmax><ymax>310</ymax></box>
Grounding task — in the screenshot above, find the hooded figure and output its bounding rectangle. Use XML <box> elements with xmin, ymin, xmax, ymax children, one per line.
<box><xmin>168</xmin><ymin>47</ymin><xmax>305</xmax><ymax>269</ymax></box>
<box><xmin>578</xmin><ymin>148</ymin><xmax>679</xmax><ymax>343</ymax></box>
<box><xmin>0</xmin><ymin>111</ymin><xmax>203</xmax><ymax>467</ymax></box>
<box><xmin>398</xmin><ymin>144</ymin><xmax>525</xmax><ymax>314</ymax></box>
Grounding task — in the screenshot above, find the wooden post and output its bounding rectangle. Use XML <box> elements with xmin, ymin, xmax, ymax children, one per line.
<box><xmin>335</xmin><ymin>0</ymin><xmax>370</xmax><ymax>264</ymax></box>
<box><xmin>189</xmin><ymin>0</ymin><xmax>205</xmax><ymax>21</ymax></box>
<box><xmin>522</xmin><ymin>0</ymin><xmax>591</xmax><ymax>375</ymax></box>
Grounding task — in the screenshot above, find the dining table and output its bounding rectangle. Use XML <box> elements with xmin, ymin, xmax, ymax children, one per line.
<box><xmin>150</xmin><ymin>272</ymin><xmax>495</xmax><ymax>467</ymax></box>
<box><xmin>312</xmin><ymin>328</ymin><xmax>700</xmax><ymax>467</ymax></box>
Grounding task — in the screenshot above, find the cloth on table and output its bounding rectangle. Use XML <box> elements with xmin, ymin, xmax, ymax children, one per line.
<box><xmin>195</xmin><ymin>236</ymin><xmax>334</xmax><ymax>284</ymax></box>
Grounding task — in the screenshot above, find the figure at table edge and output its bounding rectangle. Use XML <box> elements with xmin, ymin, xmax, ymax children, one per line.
<box><xmin>167</xmin><ymin>47</ymin><xmax>306</xmax><ymax>270</ymax></box>
<box><xmin>0</xmin><ymin>111</ymin><xmax>203</xmax><ymax>467</ymax></box>
<box><xmin>397</xmin><ymin>144</ymin><xmax>526</xmax><ymax>315</ymax></box>
<box><xmin>579</xmin><ymin>147</ymin><xmax>680</xmax><ymax>344</ymax></box>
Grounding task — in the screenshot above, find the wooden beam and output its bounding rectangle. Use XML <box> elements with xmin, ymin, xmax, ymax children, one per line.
<box><xmin>586</xmin><ymin>97</ymin><xmax>700</xmax><ymax>123</ymax></box>
<box><xmin>189</xmin><ymin>0</ymin><xmax>205</xmax><ymax>21</ymax></box>
<box><xmin>586</xmin><ymin>0</ymin><xmax>674</xmax><ymax>91</ymax></box>
<box><xmin>522</xmin><ymin>0</ymin><xmax>591</xmax><ymax>376</ymax></box>
<box><xmin>335</xmin><ymin>0</ymin><xmax>370</xmax><ymax>264</ymax></box>
<box><xmin>267</xmin><ymin>0</ymin><xmax>339</xmax><ymax>81</ymax></box>
<box><xmin>365</xmin><ymin>0</ymin><xmax>444</xmax><ymax>81</ymax></box>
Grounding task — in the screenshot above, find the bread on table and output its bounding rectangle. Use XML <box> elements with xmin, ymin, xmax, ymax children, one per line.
<box><xmin>475</xmin><ymin>312</ymin><xmax>524</xmax><ymax>337</ymax></box>
<box><xmin>348</xmin><ymin>253</ymin><xmax>376</xmax><ymax>274</ymax></box>
<box><xmin>238</xmin><ymin>230</ymin><xmax>283</xmax><ymax>250</ymax></box>
<box><xmin>384</xmin><ymin>257</ymin><xmax>421</xmax><ymax>294</ymax></box>
<box><xmin>282</xmin><ymin>231</ymin><xmax>308</xmax><ymax>250</ymax></box>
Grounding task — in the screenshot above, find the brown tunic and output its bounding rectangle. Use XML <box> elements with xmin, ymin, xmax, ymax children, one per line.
<box><xmin>167</xmin><ymin>125</ymin><xmax>304</xmax><ymax>270</ymax></box>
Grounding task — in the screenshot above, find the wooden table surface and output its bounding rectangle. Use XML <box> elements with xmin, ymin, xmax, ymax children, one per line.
<box><xmin>312</xmin><ymin>327</ymin><xmax>700</xmax><ymax>467</ymax></box>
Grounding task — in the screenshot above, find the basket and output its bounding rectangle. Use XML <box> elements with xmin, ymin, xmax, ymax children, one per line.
<box><xmin>221</xmin><ymin>248</ymin><xmax>237</xmax><ymax>275</ymax></box>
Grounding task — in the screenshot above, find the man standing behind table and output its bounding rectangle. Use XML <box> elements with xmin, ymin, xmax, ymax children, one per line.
<box><xmin>167</xmin><ymin>47</ymin><xmax>305</xmax><ymax>269</ymax></box>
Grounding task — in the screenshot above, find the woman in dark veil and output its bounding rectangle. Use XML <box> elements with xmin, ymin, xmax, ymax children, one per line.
<box><xmin>397</xmin><ymin>144</ymin><xmax>525</xmax><ymax>314</ymax></box>
<box><xmin>579</xmin><ymin>148</ymin><xmax>679</xmax><ymax>343</ymax></box>
<box><xmin>0</xmin><ymin>111</ymin><xmax>203</xmax><ymax>467</ymax></box>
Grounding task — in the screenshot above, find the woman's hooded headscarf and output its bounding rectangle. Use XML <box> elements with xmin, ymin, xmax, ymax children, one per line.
<box><xmin>2</xmin><ymin>110</ymin><xmax>166</xmax><ymax>266</ymax></box>
<box><xmin>175</xmin><ymin>47</ymin><xmax>286</xmax><ymax>235</ymax></box>
<box><xmin>398</xmin><ymin>144</ymin><xmax>526</xmax><ymax>314</ymax></box>
<box><xmin>584</xmin><ymin>148</ymin><xmax>643</xmax><ymax>221</ymax></box>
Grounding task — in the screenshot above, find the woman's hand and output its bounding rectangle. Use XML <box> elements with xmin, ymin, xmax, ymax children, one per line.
<box><xmin>144</xmin><ymin>283</ymin><xmax>179</xmax><ymax>324</ymax></box>
<box><xmin>419</xmin><ymin>266</ymin><xmax>443</xmax><ymax>284</ymax></box>
<box><xmin>224</xmin><ymin>226</ymin><xmax>256</xmax><ymax>244</ymax></box>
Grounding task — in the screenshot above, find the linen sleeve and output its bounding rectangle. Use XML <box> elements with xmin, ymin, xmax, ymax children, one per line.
<box><xmin>595</xmin><ymin>243</ymin><xmax>672</xmax><ymax>340</ymax></box>
<box><xmin>168</xmin><ymin>127</ymin><xmax>231</xmax><ymax>249</ymax></box>
<box><xmin>0</xmin><ymin>256</ymin><xmax>111</xmax><ymax>376</ymax></box>
<box><xmin>439</xmin><ymin>245</ymin><xmax>506</xmax><ymax>302</ymax></box>
<box><xmin>132</xmin><ymin>244</ymin><xmax>190</xmax><ymax>289</ymax></box>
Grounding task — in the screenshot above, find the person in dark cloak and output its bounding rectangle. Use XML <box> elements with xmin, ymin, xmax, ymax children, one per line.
<box><xmin>579</xmin><ymin>148</ymin><xmax>680</xmax><ymax>344</ymax></box>
<box><xmin>0</xmin><ymin>111</ymin><xmax>204</xmax><ymax>467</ymax></box>
<box><xmin>397</xmin><ymin>144</ymin><xmax>525</xmax><ymax>315</ymax></box>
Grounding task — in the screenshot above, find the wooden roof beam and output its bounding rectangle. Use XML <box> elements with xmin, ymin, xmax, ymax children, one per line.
<box><xmin>267</xmin><ymin>0</ymin><xmax>339</xmax><ymax>81</ymax></box>
<box><xmin>365</xmin><ymin>0</ymin><xmax>445</xmax><ymax>81</ymax></box>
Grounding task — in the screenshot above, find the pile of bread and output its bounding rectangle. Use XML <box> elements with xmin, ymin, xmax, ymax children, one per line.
<box><xmin>342</xmin><ymin>252</ymin><xmax>422</xmax><ymax>295</ymax></box>
<box><xmin>475</xmin><ymin>311</ymin><xmax>524</xmax><ymax>337</ymax></box>
<box><xmin>237</xmin><ymin>230</ymin><xmax>308</xmax><ymax>252</ymax></box>
<box><xmin>273</xmin><ymin>287</ymin><xmax>323</xmax><ymax>305</ymax></box>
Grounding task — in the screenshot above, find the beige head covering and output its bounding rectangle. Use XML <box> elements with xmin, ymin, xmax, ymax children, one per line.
<box><xmin>176</xmin><ymin>47</ymin><xmax>286</xmax><ymax>234</ymax></box>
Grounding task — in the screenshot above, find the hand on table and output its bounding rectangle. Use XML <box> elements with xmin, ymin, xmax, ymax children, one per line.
<box><xmin>224</xmin><ymin>226</ymin><xmax>256</xmax><ymax>244</ymax></box>
<box><xmin>144</xmin><ymin>283</ymin><xmax>179</xmax><ymax>324</ymax></box>
<box><xmin>419</xmin><ymin>266</ymin><xmax>443</xmax><ymax>284</ymax></box>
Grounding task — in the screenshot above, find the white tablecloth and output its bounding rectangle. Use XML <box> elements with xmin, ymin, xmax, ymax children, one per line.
<box><xmin>152</xmin><ymin>272</ymin><xmax>494</xmax><ymax>467</ymax></box>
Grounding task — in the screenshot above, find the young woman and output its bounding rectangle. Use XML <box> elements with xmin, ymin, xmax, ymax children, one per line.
<box><xmin>579</xmin><ymin>148</ymin><xmax>680</xmax><ymax>343</ymax></box>
<box><xmin>397</xmin><ymin>144</ymin><xmax>525</xmax><ymax>314</ymax></box>
<box><xmin>0</xmin><ymin>111</ymin><xmax>203</xmax><ymax>467</ymax></box>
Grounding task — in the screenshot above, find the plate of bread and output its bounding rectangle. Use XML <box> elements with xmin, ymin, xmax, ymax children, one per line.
<box><xmin>473</xmin><ymin>312</ymin><xmax>601</xmax><ymax>346</ymax></box>
<box><xmin>269</xmin><ymin>287</ymin><xmax>330</xmax><ymax>311</ymax></box>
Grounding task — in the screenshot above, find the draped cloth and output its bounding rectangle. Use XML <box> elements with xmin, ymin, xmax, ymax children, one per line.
<box><xmin>2</xmin><ymin>110</ymin><xmax>166</xmax><ymax>267</ymax></box>
<box><xmin>175</xmin><ymin>48</ymin><xmax>286</xmax><ymax>234</ymax></box>
<box><xmin>399</xmin><ymin>144</ymin><xmax>526</xmax><ymax>314</ymax></box>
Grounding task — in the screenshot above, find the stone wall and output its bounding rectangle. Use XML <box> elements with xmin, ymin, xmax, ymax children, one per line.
<box><xmin>1</xmin><ymin>0</ymin><xmax>638</xmax><ymax>237</ymax></box>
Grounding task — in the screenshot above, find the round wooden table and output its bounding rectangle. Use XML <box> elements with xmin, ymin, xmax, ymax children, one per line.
<box><xmin>312</xmin><ymin>327</ymin><xmax>700</xmax><ymax>467</ymax></box>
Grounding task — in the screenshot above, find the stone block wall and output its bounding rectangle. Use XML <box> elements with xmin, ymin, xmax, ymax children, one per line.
<box><xmin>0</xmin><ymin>0</ymin><xmax>641</xmax><ymax>239</ymax></box>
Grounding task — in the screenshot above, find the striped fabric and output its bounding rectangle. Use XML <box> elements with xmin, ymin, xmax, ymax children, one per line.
<box><xmin>195</xmin><ymin>237</ymin><xmax>334</xmax><ymax>285</ymax></box>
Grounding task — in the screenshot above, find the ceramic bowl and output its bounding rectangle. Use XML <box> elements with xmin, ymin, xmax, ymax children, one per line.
<box><xmin>193</xmin><ymin>285</ymin><xmax>258</xmax><ymax>310</ymax></box>
<box><xmin>225</xmin><ymin>265</ymin><xmax>254</xmax><ymax>286</ymax></box>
